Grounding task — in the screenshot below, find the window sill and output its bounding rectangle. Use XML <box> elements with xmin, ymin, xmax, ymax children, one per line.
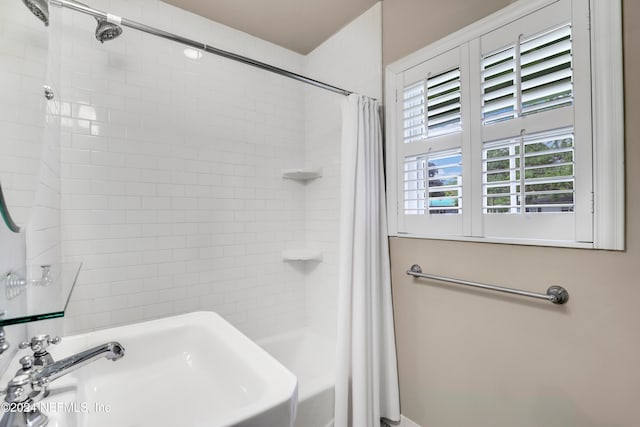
<box><xmin>391</xmin><ymin>232</ymin><xmax>598</xmax><ymax>250</ymax></box>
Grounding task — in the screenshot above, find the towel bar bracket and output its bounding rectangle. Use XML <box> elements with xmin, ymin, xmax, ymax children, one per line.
<box><xmin>546</xmin><ymin>285</ymin><xmax>569</xmax><ymax>304</ymax></box>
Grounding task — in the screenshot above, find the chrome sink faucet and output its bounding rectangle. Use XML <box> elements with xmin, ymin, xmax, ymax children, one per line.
<box><xmin>0</xmin><ymin>340</ymin><xmax>125</xmax><ymax>427</ymax></box>
<box><xmin>33</xmin><ymin>341</ymin><xmax>124</xmax><ymax>386</ymax></box>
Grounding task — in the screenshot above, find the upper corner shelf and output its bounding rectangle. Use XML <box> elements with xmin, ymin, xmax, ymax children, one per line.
<box><xmin>282</xmin><ymin>168</ymin><xmax>322</xmax><ymax>181</ymax></box>
<box><xmin>282</xmin><ymin>249</ymin><xmax>323</xmax><ymax>262</ymax></box>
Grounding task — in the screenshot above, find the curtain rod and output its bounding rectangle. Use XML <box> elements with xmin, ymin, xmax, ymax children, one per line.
<box><xmin>50</xmin><ymin>0</ymin><xmax>354</xmax><ymax>97</ymax></box>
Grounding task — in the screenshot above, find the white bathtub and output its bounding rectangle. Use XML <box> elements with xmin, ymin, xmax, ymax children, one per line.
<box><xmin>258</xmin><ymin>329</ymin><xmax>335</xmax><ymax>427</ymax></box>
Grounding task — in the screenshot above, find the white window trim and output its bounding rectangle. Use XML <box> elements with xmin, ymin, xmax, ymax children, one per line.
<box><xmin>590</xmin><ymin>0</ymin><xmax>625</xmax><ymax>250</ymax></box>
<box><xmin>385</xmin><ymin>0</ymin><xmax>624</xmax><ymax>250</ymax></box>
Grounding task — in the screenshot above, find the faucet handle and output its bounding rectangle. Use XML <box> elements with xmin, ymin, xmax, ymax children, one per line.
<box><xmin>16</xmin><ymin>355</ymin><xmax>36</xmax><ymax>376</ymax></box>
<box><xmin>19</xmin><ymin>356</ymin><xmax>34</xmax><ymax>370</ymax></box>
<box><xmin>19</xmin><ymin>334</ymin><xmax>61</xmax><ymax>353</ymax></box>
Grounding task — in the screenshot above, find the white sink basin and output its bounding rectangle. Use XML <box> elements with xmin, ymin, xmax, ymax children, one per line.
<box><xmin>8</xmin><ymin>312</ymin><xmax>298</xmax><ymax>427</ymax></box>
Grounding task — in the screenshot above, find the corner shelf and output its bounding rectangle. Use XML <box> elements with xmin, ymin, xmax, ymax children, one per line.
<box><xmin>282</xmin><ymin>168</ymin><xmax>322</xmax><ymax>182</ymax></box>
<box><xmin>282</xmin><ymin>249</ymin><xmax>323</xmax><ymax>262</ymax></box>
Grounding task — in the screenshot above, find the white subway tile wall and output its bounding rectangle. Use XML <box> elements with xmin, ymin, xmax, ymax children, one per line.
<box><xmin>56</xmin><ymin>0</ymin><xmax>308</xmax><ymax>338</ymax></box>
<box><xmin>0</xmin><ymin>0</ymin><xmax>63</xmax><ymax>288</ymax></box>
<box><xmin>0</xmin><ymin>0</ymin><xmax>63</xmax><ymax>364</ymax></box>
<box><xmin>28</xmin><ymin>10</ymin><xmax>64</xmax><ymax>278</ymax></box>
<box><xmin>0</xmin><ymin>0</ymin><xmax>49</xmax><ymax>229</ymax></box>
<box><xmin>0</xmin><ymin>0</ymin><xmax>382</xmax><ymax>342</ymax></box>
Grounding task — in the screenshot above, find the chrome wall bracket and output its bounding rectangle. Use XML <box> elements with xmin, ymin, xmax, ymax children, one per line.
<box><xmin>32</xmin><ymin>265</ymin><xmax>52</xmax><ymax>287</ymax></box>
<box><xmin>546</xmin><ymin>285</ymin><xmax>570</xmax><ymax>304</ymax></box>
<box><xmin>43</xmin><ymin>85</ymin><xmax>54</xmax><ymax>100</ymax></box>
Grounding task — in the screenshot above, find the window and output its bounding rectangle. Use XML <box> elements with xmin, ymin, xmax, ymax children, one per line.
<box><xmin>482</xmin><ymin>128</ymin><xmax>574</xmax><ymax>214</ymax></box>
<box><xmin>404</xmin><ymin>149</ymin><xmax>462</xmax><ymax>215</ymax></box>
<box><xmin>385</xmin><ymin>0</ymin><xmax>624</xmax><ymax>249</ymax></box>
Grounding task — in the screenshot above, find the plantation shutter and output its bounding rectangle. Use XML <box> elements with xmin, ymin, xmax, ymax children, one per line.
<box><xmin>481</xmin><ymin>24</ymin><xmax>573</xmax><ymax>126</ymax></box>
<box><xmin>389</xmin><ymin>0</ymin><xmax>597</xmax><ymax>245</ymax></box>
<box><xmin>398</xmin><ymin>47</ymin><xmax>467</xmax><ymax>236</ymax></box>
<box><xmin>482</xmin><ymin>45</ymin><xmax>517</xmax><ymax>125</ymax></box>
<box><xmin>403</xmin><ymin>69</ymin><xmax>462</xmax><ymax>143</ymax></box>
<box><xmin>482</xmin><ymin>24</ymin><xmax>576</xmax><ymax>217</ymax></box>
<box><xmin>478</xmin><ymin>0</ymin><xmax>591</xmax><ymax>242</ymax></box>
<box><xmin>520</xmin><ymin>25</ymin><xmax>573</xmax><ymax>115</ymax></box>
<box><xmin>404</xmin><ymin>150</ymin><xmax>462</xmax><ymax>216</ymax></box>
<box><xmin>483</xmin><ymin>128</ymin><xmax>575</xmax><ymax>214</ymax></box>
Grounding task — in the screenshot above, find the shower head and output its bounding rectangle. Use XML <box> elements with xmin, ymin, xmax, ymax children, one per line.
<box><xmin>95</xmin><ymin>18</ymin><xmax>123</xmax><ymax>43</ymax></box>
<box><xmin>22</xmin><ymin>0</ymin><xmax>49</xmax><ymax>26</ymax></box>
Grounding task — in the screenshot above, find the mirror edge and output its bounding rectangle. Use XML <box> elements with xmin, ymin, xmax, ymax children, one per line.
<box><xmin>0</xmin><ymin>183</ymin><xmax>20</xmax><ymax>233</ymax></box>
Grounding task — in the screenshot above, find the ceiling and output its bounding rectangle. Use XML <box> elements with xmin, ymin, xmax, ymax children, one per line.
<box><xmin>162</xmin><ymin>0</ymin><xmax>379</xmax><ymax>54</ymax></box>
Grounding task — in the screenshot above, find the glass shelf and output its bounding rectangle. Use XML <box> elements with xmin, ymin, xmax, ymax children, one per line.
<box><xmin>0</xmin><ymin>262</ymin><xmax>82</xmax><ymax>326</ymax></box>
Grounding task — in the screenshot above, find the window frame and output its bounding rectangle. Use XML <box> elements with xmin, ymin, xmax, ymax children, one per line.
<box><xmin>385</xmin><ymin>0</ymin><xmax>624</xmax><ymax>250</ymax></box>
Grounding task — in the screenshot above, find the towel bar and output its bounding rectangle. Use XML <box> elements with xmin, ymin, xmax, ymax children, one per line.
<box><xmin>406</xmin><ymin>264</ymin><xmax>569</xmax><ymax>304</ymax></box>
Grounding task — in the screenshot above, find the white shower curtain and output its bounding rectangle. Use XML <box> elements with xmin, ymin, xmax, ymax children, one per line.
<box><xmin>334</xmin><ymin>94</ymin><xmax>401</xmax><ymax>427</ymax></box>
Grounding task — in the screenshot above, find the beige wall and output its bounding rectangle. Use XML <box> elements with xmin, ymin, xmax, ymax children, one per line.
<box><xmin>383</xmin><ymin>1</ymin><xmax>639</xmax><ymax>426</ymax></box>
